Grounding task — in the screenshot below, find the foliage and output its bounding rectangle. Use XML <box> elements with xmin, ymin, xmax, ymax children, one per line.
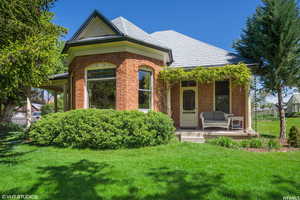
<box><xmin>0</xmin><ymin>0</ymin><xmax>66</xmax><ymax>122</ymax></box>
<box><xmin>207</xmin><ymin>136</ymin><xmax>239</xmax><ymax>148</ymax></box>
<box><xmin>288</xmin><ymin>126</ymin><xmax>300</xmax><ymax>147</ymax></box>
<box><xmin>159</xmin><ymin>63</ymin><xmax>251</xmax><ymax>86</ymax></box>
<box><xmin>209</xmin><ymin>137</ymin><xmax>281</xmax><ymax>149</ymax></box>
<box><xmin>0</xmin><ymin>122</ymin><xmax>23</xmax><ymax>134</ymax></box>
<box><xmin>41</xmin><ymin>98</ymin><xmax>64</xmax><ymax>116</ymax></box>
<box><xmin>234</xmin><ymin>0</ymin><xmax>300</xmax><ymax>139</ymax></box>
<box><xmin>267</xmin><ymin>139</ymin><xmax>281</xmax><ymax>149</ymax></box>
<box><xmin>27</xmin><ymin>109</ymin><xmax>175</xmax><ymax>149</ymax></box>
<box><xmin>248</xmin><ymin>138</ymin><xmax>263</xmax><ymax>148</ymax></box>
<box><xmin>286</xmin><ymin>112</ymin><xmax>300</xmax><ymax>118</ymax></box>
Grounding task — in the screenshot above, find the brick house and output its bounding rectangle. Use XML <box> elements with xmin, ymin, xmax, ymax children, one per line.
<box><xmin>49</xmin><ymin>10</ymin><xmax>255</xmax><ymax>131</ymax></box>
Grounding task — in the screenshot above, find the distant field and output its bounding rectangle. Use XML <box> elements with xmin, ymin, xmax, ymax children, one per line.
<box><xmin>255</xmin><ymin>117</ymin><xmax>300</xmax><ymax>137</ymax></box>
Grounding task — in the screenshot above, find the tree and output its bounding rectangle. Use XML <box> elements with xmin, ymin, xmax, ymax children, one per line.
<box><xmin>0</xmin><ymin>0</ymin><xmax>66</xmax><ymax>126</ymax></box>
<box><xmin>234</xmin><ymin>0</ymin><xmax>300</xmax><ymax>141</ymax></box>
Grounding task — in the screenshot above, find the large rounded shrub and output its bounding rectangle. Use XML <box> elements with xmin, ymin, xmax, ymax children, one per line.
<box><xmin>27</xmin><ymin>109</ymin><xmax>175</xmax><ymax>149</ymax></box>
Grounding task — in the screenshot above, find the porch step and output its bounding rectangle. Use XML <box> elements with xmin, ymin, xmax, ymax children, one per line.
<box><xmin>180</xmin><ymin>136</ymin><xmax>205</xmax><ymax>143</ymax></box>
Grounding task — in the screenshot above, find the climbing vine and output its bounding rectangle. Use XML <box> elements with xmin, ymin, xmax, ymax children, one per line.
<box><xmin>159</xmin><ymin>63</ymin><xmax>251</xmax><ymax>86</ymax></box>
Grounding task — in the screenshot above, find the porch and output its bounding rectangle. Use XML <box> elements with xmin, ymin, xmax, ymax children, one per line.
<box><xmin>176</xmin><ymin>128</ymin><xmax>258</xmax><ymax>143</ymax></box>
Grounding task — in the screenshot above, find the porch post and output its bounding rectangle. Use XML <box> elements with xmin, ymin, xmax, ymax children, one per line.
<box><xmin>63</xmin><ymin>84</ymin><xmax>67</xmax><ymax>111</ymax></box>
<box><xmin>54</xmin><ymin>92</ymin><xmax>58</xmax><ymax>113</ymax></box>
<box><xmin>245</xmin><ymin>85</ymin><xmax>252</xmax><ymax>130</ymax></box>
<box><xmin>166</xmin><ymin>82</ymin><xmax>171</xmax><ymax>117</ymax></box>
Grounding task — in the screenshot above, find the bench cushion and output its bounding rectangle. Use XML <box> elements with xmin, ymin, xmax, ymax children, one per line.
<box><xmin>214</xmin><ymin>111</ymin><xmax>226</xmax><ymax>120</ymax></box>
<box><xmin>203</xmin><ymin>112</ymin><xmax>214</xmax><ymax>120</ymax></box>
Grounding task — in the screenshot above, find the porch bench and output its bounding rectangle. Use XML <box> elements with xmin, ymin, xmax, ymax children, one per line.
<box><xmin>200</xmin><ymin>111</ymin><xmax>231</xmax><ymax>130</ymax></box>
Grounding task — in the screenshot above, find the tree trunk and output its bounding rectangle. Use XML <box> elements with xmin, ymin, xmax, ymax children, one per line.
<box><xmin>277</xmin><ymin>87</ymin><xmax>286</xmax><ymax>142</ymax></box>
<box><xmin>25</xmin><ymin>87</ymin><xmax>32</xmax><ymax>129</ymax></box>
<box><xmin>0</xmin><ymin>103</ymin><xmax>15</xmax><ymax>123</ymax></box>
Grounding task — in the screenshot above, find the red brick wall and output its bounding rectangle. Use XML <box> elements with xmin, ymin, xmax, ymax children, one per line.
<box><xmin>69</xmin><ymin>52</ymin><xmax>164</xmax><ymax>111</ymax></box>
<box><xmin>231</xmin><ymin>85</ymin><xmax>246</xmax><ymax>128</ymax></box>
<box><xmin>171</xmin><ymin>83</ymin><xmax>180</xmax><ymax>128</ymax></box>
<box><xmin>198</xmin><ymin>83</ymin><xmax>214</xmax><ymax>128</ymax></box>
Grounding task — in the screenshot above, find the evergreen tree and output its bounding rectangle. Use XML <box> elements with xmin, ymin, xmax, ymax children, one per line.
<box><xmin>234</xmin><ymin>0</ymin><xmax>300</xmax><ymax>141</ymax></box>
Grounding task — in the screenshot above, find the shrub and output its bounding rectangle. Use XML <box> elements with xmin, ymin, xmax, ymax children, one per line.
<box><xmin>288</xmin><ymin>126</ymin><xmax>300</xmax><ymax>147</ymax></box>
<box><xmin>286</xmin><ymin>112</ymin><xmax>300</xmax><ymax>118</ymax></box>
<box><xmin>0</xmin><ymin>122</ymin><xmax>23</xmax><ymax>134</ymax></box>
<box><xmin>208</xmin><ymin>136</ymin><xmax>239</xmax><ymax>148</ymax></box>
<box><xmin>41</xmin><ymin>97</ymin><xmax>64</xmax><ymax>116</ymax></box>
<box><xmin>248</xmin><ymin>138</ymin><xmax>263</xmax><ymax>148</ymax></box>
<box><xmin>267</xmin><ymin>139</ymin><xmax>281</xmax><ymax>149</ymax></box>
<box><xmin>239</xmin><ymin>139</ymin><xmax>250</xmax><ymax>148</ymax></box>
<box><xmin>28</xmin><ymin>109</ymin><xmax>175</xmax><ymax>149</ymax></box>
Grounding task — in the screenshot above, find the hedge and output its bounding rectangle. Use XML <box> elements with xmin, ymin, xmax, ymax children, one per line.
<box><xmin>27</xmin><ymin>109</ymin><xmax>175</xmax><ymax>149</ymax></box>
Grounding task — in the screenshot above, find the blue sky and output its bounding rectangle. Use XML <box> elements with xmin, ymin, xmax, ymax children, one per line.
<box><xmin>51</xmin><ymin>0</ymin><xmax>296</xmax><ymax>102</ymax></box>
<box><xmin>51</xmin><ymin>0</ymin><xmax>261</xmax><ymax>52</ymax></box>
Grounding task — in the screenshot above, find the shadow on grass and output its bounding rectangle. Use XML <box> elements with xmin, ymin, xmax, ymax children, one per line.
<box><xmin>2</xmin><ymin>160</ymin><xmax>300</xmax><ymax>200</ymax></box>
<box><xmin>260</xmin><ymin>134</ymin><xmax>277</xmax><ymax>139</ymax></box>
<box><xmin>0</xmin><ymin>128</ymin><xmax>35</xmax><ymax>165</ymax></box>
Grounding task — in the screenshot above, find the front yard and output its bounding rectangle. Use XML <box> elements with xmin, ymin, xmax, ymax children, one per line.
<box><xmin>256</xmin><ymin>117</ymin><xmax>300</xmax><ymax>138</ymax></box>
<box><xmin>1</xmin><ymin>132</ymin><xmax>300</xmax><ymax>200</ymax></box>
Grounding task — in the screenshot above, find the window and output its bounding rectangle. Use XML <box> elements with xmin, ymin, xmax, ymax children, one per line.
<box><xmin>183</xmin><ymin>90</ymin><xmax>196</xmax><ymax>110</ymax></box>
<box><xmin>215</xmin><ymin>80</ymin><xmax>230</xmax><ymax>113</ymax></box>
<box><xmin>181</xmin><ymin>81</ymin><xmax>196</xmax><ymax>87</ymax></box>
<box><xmin>87</xmin><ymin>68</ymin><xmax>116</xmax><ymax>109</ymax></box>
<box><xmin>138</xmin><ymin>69</ymin><xmax>152</xmax><ymax>110</ymax></box>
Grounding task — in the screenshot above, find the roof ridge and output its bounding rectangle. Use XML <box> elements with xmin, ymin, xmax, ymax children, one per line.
<box><xmin>152</xmin><ymin>30</ymin><xmax>235</xmax><ymax>55</ymax></box>
<box><xmin>112</xmin><ymin>16</ymin><xmax>128</xmax><ymax>35</ymax></box>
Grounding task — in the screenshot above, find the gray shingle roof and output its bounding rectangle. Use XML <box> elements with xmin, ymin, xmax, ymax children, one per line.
<box><xmin>151</xmin><ymin>30</ymin><xmax>253</xmax><ymax>67</ymax></box>
<box><xmin>111</xmin><ymin>17</ymin><xmax>167</xmax><ymax>48</ymax></box>
<box><xmin>289</xmin><ymin>94</ymin><xmax>300</xmax><ymax>104</ymax></box>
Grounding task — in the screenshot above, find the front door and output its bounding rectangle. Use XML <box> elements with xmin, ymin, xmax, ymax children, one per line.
<box><xmin>180</xmin><ymin>81</ymin><xmax>198</xmax><ymax>128</ymax></box>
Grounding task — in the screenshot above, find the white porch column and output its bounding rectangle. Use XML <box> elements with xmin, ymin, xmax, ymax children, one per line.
<box><xmin>63</xmin><ymin>84</ymin><xmax>67</xmax><ymax>111</ymax></box>
<box><xmin>245</xmin><ymin>85</ymin><xmax>252</xmax><ymax>130</ymax></box>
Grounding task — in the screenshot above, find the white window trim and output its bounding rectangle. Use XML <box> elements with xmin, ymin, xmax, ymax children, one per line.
<box><xmin>213</xmin><ymin>79</ymin><xmax>232</xmax><ymax>113</ymax></box>
<box><xmin>84</xmin><ymin>63</ymin><xmax>116</xmax><ymax>109</ymax></box>
<box><xmin>138</xmin><ymin>67</ymin><xmax>153</xmax><ymax>112</ymax></box>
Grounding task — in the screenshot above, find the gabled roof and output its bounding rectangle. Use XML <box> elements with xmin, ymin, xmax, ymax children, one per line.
<box><xmin>111</xmin><ymin>17</ymin><xmax>167</xmax><ymax>48</ymax></box>
<box><xmin>64</xmin><ymin>10</ymin><xmax>255</xmax><ymax>68</ymax></box>
<box><xmin>288</xmin><ymin>94</ymin><xmax>300</xmax><ymax>104</ymax></box>
<box><xmin>151</xmin><ymin>30</ymin><xmax>254</xmax><ymax>67</ymax></box>
<box><xmin>64</xmin><ymin>10</ymin><xmax>172</xmax><ymax>60</ymax></box>
<box><xmin>70</xmin><ymin>10</ymin><xmax>123</xmax><ymax>41</ymax></box>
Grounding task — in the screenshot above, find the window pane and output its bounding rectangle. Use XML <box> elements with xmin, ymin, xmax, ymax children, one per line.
<box><xmin>215</xmin><ymin>80</ymin><xmax>229</xmax><ymax>113</ymax></box>
<box><xmin>183</xmin><ymin>90</ymin><xmax>195</xmax><ymax>110</ymax></box>
<box><xmin>139</xmin><ymin>70</ymin><xmax>152</xmax><ymax>89</ymax></box>
<box><xmin>87</xmin><ymin>79</ymin><xmax>116</xmax><ymax>109</ymax></box>
<box><xmin>181</xmin><ymin>81</ymin><xmax>196</xmax><ymax>87</ymax></box>
<box><xmin>139</xmin><ymin>91</ymin><xmax>151</xmax><ymax>109</ymax></box>
<box><xmin>87</xmin><ymin>68</ymin><xmax>116</xmax><ymax>79</ymax></box>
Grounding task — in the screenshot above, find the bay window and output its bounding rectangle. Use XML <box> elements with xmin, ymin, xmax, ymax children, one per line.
<box><xmin>87</xmin><ymin>68</ymin><xmax>116</xmax><ymax>109</ymax></box>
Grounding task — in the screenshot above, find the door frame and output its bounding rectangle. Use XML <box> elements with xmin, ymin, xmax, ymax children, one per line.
<box><xmin>180</xmin><ymin>81</ymin><xmax>198</xmax><ymax>128</ymax></box>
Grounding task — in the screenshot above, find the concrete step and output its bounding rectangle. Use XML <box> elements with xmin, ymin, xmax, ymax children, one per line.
<box><xmin>181</xmin><ymin>136</ymin><xmax>205</xmax><ymax>143</ymax></box>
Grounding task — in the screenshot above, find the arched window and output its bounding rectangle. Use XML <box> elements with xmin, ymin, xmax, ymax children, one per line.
<box><xmin>138</xmin><ymin>68</ymin><xmax>153</xmax><ymax>111</ymax></box>
<box><xmin>86</xmin><ymin>63</ymin><xmax>116</xmax><ymax>109</ymax></box>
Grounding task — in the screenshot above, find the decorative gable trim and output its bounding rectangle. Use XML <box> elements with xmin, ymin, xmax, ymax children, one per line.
<box><xmin>70</xmin><ymin>10</ymin><xmax>124</xmax><ymax>41</ymax></box>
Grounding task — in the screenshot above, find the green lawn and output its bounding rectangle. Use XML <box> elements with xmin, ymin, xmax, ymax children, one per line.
<box><xmin>255</xmin><ymin>117</ymin><xmax>300</xmax><ymax>137</ymax></box>
<box><xmin>0</xmin><ymin>132</ymin><xmax>300</xmax><ymax>200</ymax></box>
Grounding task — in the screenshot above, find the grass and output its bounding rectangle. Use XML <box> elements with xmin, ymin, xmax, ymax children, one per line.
<box><xmin>0</xmin><ymin>130</ymin><xmax>300</xmax><ymax>200</ymax></box>
<box><xmin>255</xmin><ymin>117</ymin><xmax>300</xmax><ymax>138</ymax></box>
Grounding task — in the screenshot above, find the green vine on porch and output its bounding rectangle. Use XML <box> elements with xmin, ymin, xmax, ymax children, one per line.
<box><xmin>159</xmin><ymin>63</ymin><xmax>251</xmax><ymax>86</ymax></box>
